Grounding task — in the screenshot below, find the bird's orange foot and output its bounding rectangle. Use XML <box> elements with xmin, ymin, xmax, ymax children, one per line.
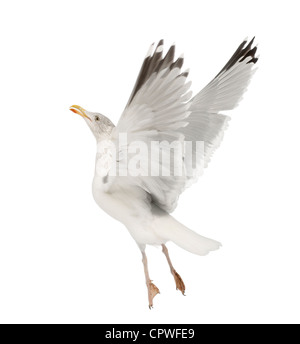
<box><xmin>147</xmin><ymin>281</ymin><xmax>160</xmax><ymax>309</ymax></box>
<box><xmin>172</xmin><ymin>270</ymin><xmax>185</xmax><ymax>295</ymax></box>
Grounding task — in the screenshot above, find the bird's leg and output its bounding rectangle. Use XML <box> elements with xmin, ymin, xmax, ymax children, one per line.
<box><xmin>162</xmin><ymin>244</ymin><xmax>185</xmax><ymax>295</ymax></box>
<box><xmin>141</xmin><ymin>250</ymin><xmax>160</xmax><ymax>309</ymax></box>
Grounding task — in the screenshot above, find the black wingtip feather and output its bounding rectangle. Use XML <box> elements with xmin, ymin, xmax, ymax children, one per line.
<box><xmin>161</xmin><ymin>45</ymin><xmax>175</xmax><ymax>69</ymax></box>
<box><xmin>171</xmin><ymin>57</ymin><xmax>184</xmax><ymax>70</ymax></box>
<box><xmin>157</xmin><ymin>39</ymin><xmax>164</xmax><ymax>47</ymax></box>
<box><xmin>127</xmin><ymin>40</ymin><xmax>186</xmax><ymax>106</ymax></box>
<box><xmin>215</xmin><ymin>36</ymin><xmax>258</xmax><ymax>78</ymax></box>
<box><xmin>244</xmin><ymin>36</ymin><xmax>255</xmax><ymax>50</ymax></box>
<box><xmin>249</xmin><ymin>57</ymin><xmax>258</xmax><ymax>64</ymax></box>
<box><xmin>180</xmin><ymin>71</ymin><xmax>189</xmax><ymax>78</ymax></box>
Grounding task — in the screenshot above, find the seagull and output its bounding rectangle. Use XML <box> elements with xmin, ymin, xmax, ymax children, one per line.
<box><xmin>70</xmin><ymin>38</ymin><xmax>258</xmax><ymax>308</ymax></box>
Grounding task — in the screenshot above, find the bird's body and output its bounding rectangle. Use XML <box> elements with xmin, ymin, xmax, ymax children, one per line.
<box><xmin>70</xmin><ymin>38</ymin><xmax>258</xmax><ymax>308</ymax></box>
<box><xmin>92</xmin><ymin>175</ymin><xmax>162</xmax><ymax>246</ymax></box>
<box><xmin>93</xmin><ymin>176</ymin><xmax>220</xmax><ymax>252</ymax></box>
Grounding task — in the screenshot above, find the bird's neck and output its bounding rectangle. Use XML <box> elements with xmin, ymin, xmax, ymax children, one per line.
<box><xmin>96</xmin><ymin>131</ymin><xmax>112</xmax><ymax>142</ymax></box>
<box><xmin>93</xmin><ymin>121</ymin><xmax>114</xmax><ymax>142</ymax></box>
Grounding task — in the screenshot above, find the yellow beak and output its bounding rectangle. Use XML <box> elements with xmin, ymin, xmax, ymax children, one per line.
<box><xmin>69</xmin><ymin>105</ymin><xmax>91</xmax><ymax>121</ymax></box>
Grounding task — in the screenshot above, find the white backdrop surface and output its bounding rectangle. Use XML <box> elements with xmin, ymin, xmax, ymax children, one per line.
<box><xmin>0</xmin><ymin>0</ymin><xmax>299</xmax><ymax>324</ymax></box>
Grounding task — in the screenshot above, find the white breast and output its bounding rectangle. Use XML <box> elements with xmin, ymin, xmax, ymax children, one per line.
<box><xmin>92</xmin><ymin>174</ymin><xmax>166</xmax><ymax>246</ymax></box>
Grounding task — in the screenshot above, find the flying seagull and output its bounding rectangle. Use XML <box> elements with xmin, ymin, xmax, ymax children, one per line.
<box><xmin>70</xmin><ymin>38</ymin><xmax>258</xmax><ymax>308</ymax></box>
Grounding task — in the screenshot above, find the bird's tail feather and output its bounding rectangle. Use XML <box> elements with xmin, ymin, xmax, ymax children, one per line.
<box><xmin>154</xmin><ymin>214</ymin><xmax>221</xmax><ymax>256</ymax></box>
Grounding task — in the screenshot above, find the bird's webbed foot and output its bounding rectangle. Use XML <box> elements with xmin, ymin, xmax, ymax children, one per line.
<box><xmin>172</xmin><ymin>270</ymin><xmax>185</xmax><ymax>295</ymax></box>
<box><xmin>147</xmin><ymin>280</ymin><xmax>160</xmax><ymax>309</ymax></box>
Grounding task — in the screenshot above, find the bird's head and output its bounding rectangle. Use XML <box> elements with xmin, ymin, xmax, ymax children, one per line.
<box><xmin>69</xmin><ymin>105</ymin><xmax>115</xmax><ymax>140</ymax></box>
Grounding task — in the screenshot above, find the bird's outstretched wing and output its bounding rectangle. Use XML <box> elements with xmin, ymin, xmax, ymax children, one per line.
<box><xmin>106</xmin><ymin>40</ymin><xmax>192</xmax><ymax>212</ymax></box>
<box><xmin>104</xmin><ymin>38</ymin><xmax>258</xmax><ymax>213</ymax></box>
<box><xmin>183</xmin><ymin>37</ymin><xmax>258</xmax><ymax>176</ymax></box>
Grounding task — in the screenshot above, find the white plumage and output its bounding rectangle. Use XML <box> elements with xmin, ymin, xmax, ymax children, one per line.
<box><xmin>70</xmin><ymin>37</ymin><xmax>258</xmax><ymax>308</ymax></box>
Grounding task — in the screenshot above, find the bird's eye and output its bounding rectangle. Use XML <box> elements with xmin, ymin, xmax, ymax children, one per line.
<box><xmin>95</xmin><ymin>116</ymin><xmax>99</xmax><ymax>121</ymax></box>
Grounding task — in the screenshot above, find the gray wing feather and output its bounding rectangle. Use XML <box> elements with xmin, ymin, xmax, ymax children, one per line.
<box><xmin>183</xmin><ymin>37</ymin><xmax>258</xmax><ymax>173</ymax></box>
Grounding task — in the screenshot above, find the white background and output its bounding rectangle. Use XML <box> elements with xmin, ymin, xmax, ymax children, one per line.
<box><xmin>0</xmin><ymin>0</ymin><xmax>299</xmax><ymax>324</ymax></box>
